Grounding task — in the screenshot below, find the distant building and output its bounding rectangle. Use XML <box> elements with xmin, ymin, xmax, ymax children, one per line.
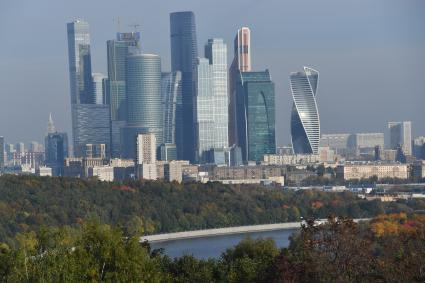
<box><xmin>0</xmin><ymin>136</ymin><xmax>4</xmax><ymax>173</ymax></box>
<box><xmin>164</xmin><ymin>160</ymin><xmax>190</xmax><ymax>183</ymax></box>
<box><xmin>159</xmin><ymin>143</ymin><xmax>177</xmax><ymax>162</ymax></box>
<box><xmin>336</xmin><ymin>163</ymin><xmax>408</xmax><ymax>180</ymax></box>
<box><xmin>36</xmin><ymin>166</ymin><xmax>53</xmax><ymax>177</ymax></box>
<box><xmin>320</xmin><ymin>134</ymin><xmax>351</xmax><ymax>156</ymax></box>
<box><xmin>105</xmin><ymin>31</ymin><xmax>141</xmax><ymax>157</ymax></box>
<box><xmin>45</xmin><ymin>132</ymin><xmax>69</xmax><ymax>176</ymax></box>
<box><xmin>263</xmin><ymin>154</ymin><xmax>319</xmax><ymax>165</ymax></box>
<box><xmin>193</xmin><ymin>39</ymin><xmax>229</xmax><ymax>163</ymax></box>
<box><xmin>412</xmin><ymin>160</ymin><xmax>425</xmax><ymax>181</ymax></box>
<box><xmin>85</xmin><ymin>144</ymin><xmax>106</xmax><ymax>159</ymax></box>
<box><xmin>71</xmin><ymin>104</ymin><xmax>111</xmax><ymax>157</ymax></box>
<box><xmin>235</xmin><ymin>70</ymin><xmax>276</xmax><ymax>162</ymax></box>
<box><xmin>413</xmin><ymin>136</ymin><xmax>425</xmax><ymax>159</ymax></box>
<box><xmin>161</xmin><ymin>71</ymin><xmax>183</xmax><ymax>158</ymax></box>
<box><xmin>290</xmin><ymin>67</ymin><xmax>320</xmax><ymax>154</ymax></box>
<box><xmin>136</xmin><ymin>133</ymin><xmax>156</xmax><ymax>165</ymax></box>
<box><xmin>88</xmin><ymin>166</ymin><xmax>114</xmax><ymax>181</ymax></box>
<box><xmin>122</xmin><ymin>53</ymin><xmax>162</xmax><ymax>159</ymax></box>
<box><xmin>91</xmin><ymin>73</ymin><xmax>106</xmax><ymax>104</ymax></box>
<box><xmin>229</xmin><ymin>27</ymin><xmax>251</xmax><ymax>146</ymax></box>
<box><xmin>388</xmin><ymin>121</ymin><xmax>412</xmax><ymax>156</ymax></box>
<box><xmin>136</xmin><ymin>163</ymin><xmax>157</xmax><ymax>180</ymax></box>
<box><xmin>348</xmin><ymin>133</ymin><xmax>384</xmax><ymax>156</ymax></box>
<box><xmin>170</xmin><ymin>11</ymin><xmax>198</xmax><ymax>162</ymax></box>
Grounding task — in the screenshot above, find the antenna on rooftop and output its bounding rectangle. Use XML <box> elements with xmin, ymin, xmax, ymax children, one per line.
<box><xmin>113</xmin><ymin>17</ymin><xmax>121</xmax><ymax>32</ymax></box>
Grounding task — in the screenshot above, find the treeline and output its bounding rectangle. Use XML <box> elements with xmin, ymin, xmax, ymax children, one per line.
<box><xmin>1</xmin><ymin>175</ymin><xmax>425</xmax><ymax>244</ymax></box>
<box><xmin>0</xmin><ymin>214</ymin><xmax>424</xmax><ymax>282</ymax></box>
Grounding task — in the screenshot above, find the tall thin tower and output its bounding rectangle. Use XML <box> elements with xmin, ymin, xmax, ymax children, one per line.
<box><xmin>229</xmin><ymin>27</ymin><xmax>251</xmax><ymax>146</ymax></box>
<box><xmin>290</xmin><ymin>67</ymin><xmax>320</xmax><ymax>154</ymax></box>
<box><xmin>170</xmin><ymin>11</ymin><xmax>198</xmax><ymax>162</ymax></box>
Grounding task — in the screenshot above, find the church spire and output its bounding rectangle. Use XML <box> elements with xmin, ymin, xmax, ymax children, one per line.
<box><xmin>47</xmin><ymin>113</ymin><xmax>56</xmax><ymax>134</ymax></box>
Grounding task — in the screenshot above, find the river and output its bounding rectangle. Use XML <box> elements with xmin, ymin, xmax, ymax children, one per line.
<box><xmin>150</xmin><ymin>228</ymin><xmax>298</xmax><ymax>259</ymax></box>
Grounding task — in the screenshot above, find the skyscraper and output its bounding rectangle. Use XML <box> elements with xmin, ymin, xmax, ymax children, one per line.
<box><xmin>67</xmin><ymin>20</ymin><xmax>111</xmax><ymax>157</ymax></box>
<box><xmin>67</xmin><ymin>20</ymin><xmax>93</xmax><ymax>105</ymax></box>
<box><xmin>0</xmin><ymin>136</ymin><xmax>4</xmax><ymax>173</ymax></box>
<box><xmin>161</xmin><ymin>71</ymin><xmax>183</xmax><ymax>157</ymax></box>
<box><xmin>106</xmin><ymin>32</ymin><xmax>141</xmax><ymax>158</ymax></box>
<box><xmin>229</xmin><ymin>27</ymin><xmax>252</xmax><ymax>146</ymax></box>
<box><xmin>235</xmin><ymin>70</ymin><xmax>276</xmax><ymax>162</ymax></box>
<box><xmin>388</xmin><ymin>121</ymin><xmax>412</xmax><ymax>156</ymax></box>
<box><xmin>71</xmin><ymin>104</ymin><xmax>111</xmax><ymax>157</ymax></box>
<box><xmin>170</xmin><ymin>11</ymin><xmax>198</xmax><ymax>161</ymax></box>
<box><xmin>91</xmin><ymin>73</ymin><xmax>106</xmax><ymax>104</ymax></box>
<box><xmin>193</xmin><ymin>39</ymin><xmax>229</xmax><ymax>163</ymax></box>
<box><xmin>290</xmin><ymin>67</ymin><xmax>320</xmax><ymax>154</ymax></box>
<box><xmin>122</xmin><ymin>53</ymin><xmax>162</xmax><ymax>158</ymax></box>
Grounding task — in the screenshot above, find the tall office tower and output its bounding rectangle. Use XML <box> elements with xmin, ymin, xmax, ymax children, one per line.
<box><xmin>122</xmin><ymin>54</ymin><xmax>162</xmax><ymax>158</ymax></box>
<box><xmin>229</xmin><ymin>27</ymin><xmax>251</xmax><ymax>146</ymax></box>
<box><xmin>235</xmin><ymin>70</ymin><xmax>275</xmax><ymax>162</ymax></box>
<box><xmin>0</xmin><ymin>136</ymin><xmax>4</xmax><ymax>173</ymax></box>
<box><xmin>106</xmin><ymin>32</ymin><xmax>141</xmax><ymax>157</ymax></box>
<box><xmin>91</xmin><ymin>73</ymin><xmax>106</xmax><ymax>104</ymax></box>
<box><xmin>136</xmin><ymin>133</ymin><xmax>156</xmax><ymax>164</ymax></box>
<box><xmin>45</xmin><ymin>133</ymin><xmax>69</xmax><ymax>176</ymax></box>
<box><xmin>193</xmin><ymin>39</ymin><xmax>229</xmax><ymax>163</ymax></box>
<box><xmin>170</xmin><ymin>11</ymin><xmax>198</xmax><ymax>162</ymax></box>
<box><xmin>161</xmin><ymin>71</ymin><xmax>183</xmax><ymax>153</ymax></box>
<box><xmin>290</xmin><ymin>67</ymin><xmax>320</xmax><ymax>154</ymax></box>
<box><xmin>67</xmin><ymin>20</ymin><xmax>110</xmax><ymax>157</ymax></box>
<box><xmin>72</xmin><ymin>104</ymin><xmax>111</xmax><ymax>157</ymax></box>
<box><xmin>413</xmin><ymin>136</ymin><xmax>425</xmax><ymax>159</ymax></box>
<box><xmin>67</xmin><ymin>20</ymin><xmax>93</xmax><ymax>105</ymax></box>
<box><xmin>388</xmin><ymin>121</ymin><xmax>412</xmax><ymax>156</ymax></box>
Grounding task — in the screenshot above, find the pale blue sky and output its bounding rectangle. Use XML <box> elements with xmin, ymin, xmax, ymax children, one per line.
<box><xmin>0</xmin><ymin>0</ymin><xmax>424</xmax><ymax>145</ymax></box>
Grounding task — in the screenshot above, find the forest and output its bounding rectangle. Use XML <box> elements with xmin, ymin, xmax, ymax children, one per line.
<box><xmin>0</xmin><ymin>214</ymin><xmax>424</xmax><ymax>282</ymax></box>
<box><xmin>1</xmin><ymin>175</ymin><xmax>425</xmax><ymax>245</ymax></box>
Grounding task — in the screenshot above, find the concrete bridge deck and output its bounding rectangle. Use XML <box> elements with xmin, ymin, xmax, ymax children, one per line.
<box><xmin>141</xmin><ymin>218</ymin><xmax>370</xmax><ymax>243</ymax></box>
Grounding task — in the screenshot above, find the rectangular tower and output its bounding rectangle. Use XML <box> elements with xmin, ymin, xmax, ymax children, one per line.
<box><xmin>193</xmin><ymin>39</ymin><xmax>229</xmax><ymax>163</ymax></box>
<box><xmin>136</xmin><ymin>133</ymin><xmax>156</xmax><ymax>165</ymax></box>
<box><xmin>388</xmin><ymin>121</ymin><xmax>412</xmax><ymax>156</ymax></box>
<box><xmin>235</xmin><ymin>70</ymin><xmax>276</xmax><ymax>162</ymax></box>
<box><xmin>0</xmin><ymin>136</ymin><xmax>4</xmax><ymax>173</ymax></box>
<box><xmin>170</xmin><ymin>11</ymin><xmax>198</xmax><ymax>162</ymax></box>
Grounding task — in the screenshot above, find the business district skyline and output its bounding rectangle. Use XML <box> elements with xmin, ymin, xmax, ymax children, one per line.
<box><xmin>1</xmin><ymin>0</ymin><xmax>423</xmax><ymax>145</ymax></box>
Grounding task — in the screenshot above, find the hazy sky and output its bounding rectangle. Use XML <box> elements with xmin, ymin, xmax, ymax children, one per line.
<box><xmin>0</xmin><ymin>0</ymin><xmax>424</xmax><ymax>146</ymax></box>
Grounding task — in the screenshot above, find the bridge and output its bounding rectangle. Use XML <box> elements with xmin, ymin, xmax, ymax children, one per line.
<box><xmin>140</xmin><ymin>218</ymin><xmax>371</xmax><ymax>243</ymax></box>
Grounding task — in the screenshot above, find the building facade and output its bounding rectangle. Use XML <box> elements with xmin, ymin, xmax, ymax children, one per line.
<box><xmin>0</xmin><ymin>136</ymin><xmax>4</xmax><ymax>173</ymax></box>
<box><xmin>161</xmin><ymin>71</ymin><xmax>183</xmax><ymax>158</ymax></box>
<box><xmin>336</xmin><ymin>163</ymin><xmax>409</xmax><ymax>180</ymax></box>
<box><xmin>290</xmin><ymin>67</ymin><xmax>320</xmax><ymax>154</ymax></box>
<box><xmin>229</xmin><ymin>27</ymin><xmax>251</xmax><ymax>146</ymax></box>
<box><xmin>122</xmin><ymin>53</ymin><xmax>162</xmax><ymax>159</ymax></box>
<box><xmin>45</xmin><ymin>132</ymin><xmax>69</xmax><ymax>176</ymax></box>
<box><xmin>388</xmin><ymin>121</ymin><xmax>412</xmax><ymax>156</ymax></box>
<box><xmin>235</xmin><ymin>70</ymin><xmax>275</xmax><ymax>162</ymax></box>
<box><xmin>348</xmin><ymin>133</ymin><xmax>385</xmax><ymax>156</ymax></box>
<box><xmin>170</xmin><ymin>11</ymin><xmax>198</xmax><ymax>162</ymax></box>
<box><xmin>136</xmin><ymin>133</ymin><xmax>156</xmax><ymax>165</ymax></box>
<box><xmin>193</xmin><ymin>39</ymin><xmax>229</xmax><ymax>163</ymax></box>
<box><xmin>71</xmin><ymin>104</ymin><xmax>111</xmax><ymax>157</ymax></box>
<box><xmin>320</xmin><ymin>133</ymin><xmax>351</xmax><ymax>156</ymax></box>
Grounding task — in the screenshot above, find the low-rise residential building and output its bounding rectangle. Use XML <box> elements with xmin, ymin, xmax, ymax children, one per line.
<box><xmin>263</xmin><ymin>154</ymin><xmax>319</xmax><ymax>165</ymax></box>
<box><xmin>336</xmin><ymin>162</ymin><xmax>408</xmax><ymax>180</ymax></box>
<box><xmin>412</xmin><ymin>160</ymin><xmax>425</xmax><ymax>181</ymax></box>
<box><xmin>88</xmin><ymin>166</ymin><xmax>114</xmax><ymax>182</ymax></box>
<box><xmin>36</xmin><ymin>166</ymin><xmax>52</xmax><ymax>177</ymax></box>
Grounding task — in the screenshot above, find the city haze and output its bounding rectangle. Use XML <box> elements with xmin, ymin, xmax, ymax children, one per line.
<box><xmin>0</xmin><ymin>0</ymin><xmax>424</xmax><ymax>144</ymax></box>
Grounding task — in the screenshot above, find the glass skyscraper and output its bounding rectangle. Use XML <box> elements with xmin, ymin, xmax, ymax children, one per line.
<box><xmin>229</xmin><ymin>27</ymin><xmax>252</xmax><ymax>147</ymax></box>
<box><xmin>0</xmin><ymin>136</ymin><xmax>4</xmax><ymax>173</ymax></box>
<box><xmin>161</xmin><ymin>71</ymin><xmax>183</xmax><ymax>157</ymax></box>
<box><xmin>194</xmin><ymin>39</ymin><xmax>229</xmax><ymax>163</ymax></box>
<box><xmin>235</xmin><ymin>70</ymin><xmax>276</xmax><ymax>162</ymax></box>
<box><xmin>67</xmin><ymin>20</ymin><xmax>111</xmax><ymax>157</ymax></box>
<box><xmin>105</xmin><ymin>32</ymin><xmax>141</xmax><ymax>157</ymax></box>
<box><xmin>91</xmin><ymin>73</ymin><xmax>106</xmax><ymax>104</ymax></box>
<box><xmin>170</xmin><ymin>11</ymin><xmax>198</xmax><ymax>162</ymax></box>
<box><xmin>122</xmin><ymin>53</ymin><xmax>163</xmax><ymax>158</ymax></box>
<box><xmin>290</xmin><ymin>67</ymin><xmax>320</xmax><ymax>154</ymax></box>
<box><xmin>45</xmin><ymin>132</ymin><xmax>68</xmax><ymax>176</ymax></box>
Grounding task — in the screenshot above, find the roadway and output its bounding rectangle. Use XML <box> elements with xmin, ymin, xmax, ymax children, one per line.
<box><xmin>140</xmin><ymin>218</ymin><xmax>370</xmax><ymax>243</ymax></box>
